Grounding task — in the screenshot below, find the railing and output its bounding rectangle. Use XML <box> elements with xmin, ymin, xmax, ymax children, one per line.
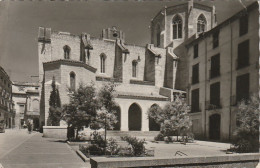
<box><xmin>205</xmin><ymin>99</ymin><xmax>222</xmax><ymax>110</ymax></box>
<box><xmin>209</xmin><ymin>69</ymin><xmax>220</xmax><ymax>79</ymax></box>
<box><xmin>190</xmin><ymin>103</ymin><xmax>202</xmax><ymax>113</ymax></box>
<box><xmin>236</xmin><ymin>59</ymin><xmax>249</xmax><ymax>70</ymax></box>
<box><xmin>175</xmin><ymin>151</ymin><xmax>187</xmax><ymax>156</ymax></box>
<box><xmin>191</xmin><ymin>77</ymin><xmax>199</xmax><ymax>85</ymax></box>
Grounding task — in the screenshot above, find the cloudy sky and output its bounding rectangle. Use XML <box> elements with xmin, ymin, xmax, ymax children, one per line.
<box><xmin>0</xmin><ymin>0</ymin><xmax>255</xmax><ymax>83</ymax></box>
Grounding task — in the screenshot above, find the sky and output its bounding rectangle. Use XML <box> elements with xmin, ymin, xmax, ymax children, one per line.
<box><xmin>0</xmin><ymin>0</ymin><xmax>256</xmax><ymax>83</ymax></box>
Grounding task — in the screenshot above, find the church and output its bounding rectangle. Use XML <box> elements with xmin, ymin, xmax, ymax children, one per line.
<box><xmin>39</xmin><ymin>0</ymin><xmax>258</xmax><ymax>141</ymax></box>
<box><xmin>38</xmin><ymin>1</ymin><xmax>215</xmax><ymax>134</ymax></box>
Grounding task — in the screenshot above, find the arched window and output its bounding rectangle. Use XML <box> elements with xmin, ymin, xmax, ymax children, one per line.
<box><xmin>156</xmin><ymin>25</ymin><xmax>160</xmax><ymax>47</ymax></box>
<box><xmin>100</xmin><ymin>54</ymin><xmax>106</xmax><ymax>73</ymax></box>
<box><xmin>132</xmin><ymin>61</ymin><xmax>138</xmax><ymax>78</ymax></box>
<box><xmin>172</xmin><ymin>15</ymin><xmax>182</xmax><ymax>39</ymax></box>
<box><xmin>63</xmin><ymin>45</ymin><xmax>71</xmax><ymax>59</ymax></box>
<box><xmin>197</xmin><ymin>14</ymin><xmax>207</xmax><ymax>33</ymax></box>
<box><xmin>70</xmin><ymin>72</ymin><xmax>76</xmax><ymax>91</ymax></box>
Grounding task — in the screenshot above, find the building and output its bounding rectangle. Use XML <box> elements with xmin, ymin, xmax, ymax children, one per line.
<box><xmin>38</xmin><ymin>26</ymin><xmax>181</xmax><ymax>131</ymax></box>
<box><xmin>0</xmin><ymin>66</ymin><xmax>14</xmax><ymax>129</ymax></box>
<box><xmin>12</xmin><ymin>82</ymin><xmax>40</xmax><ymax>130</ymax></box>
<box><xmin>38</xmin><ymin>1</ymin><xmax>217</xmax><ymax>134</ymax></box>
<box><xmin>150</xmin><ymin>1</ymin><xmax>216</xmax><ymax>91</ymax></box>
<box><xmin>38</xmin><ymin>0</ymin><xmax>258</xmax><ymax>140</ymax></box>
<box><xmin>184</xmin><ymin>2</ymin><xmax>259</xmax><ymax>141</ymax></box>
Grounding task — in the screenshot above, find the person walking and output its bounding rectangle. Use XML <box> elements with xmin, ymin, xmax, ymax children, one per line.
<box><xmin>27</xmin><ymin>122</ymin><xmax>32</xmax><ymax>134</ymax></box>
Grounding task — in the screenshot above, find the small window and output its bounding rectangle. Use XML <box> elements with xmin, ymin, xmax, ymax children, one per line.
<box><xmin>132</xmin><ymin>61</ymin><xmax>138</xmax><ymax>78</ymax></box>
<box><xmin>172</xmin><ymin>15</ymin><xmax>182</xmax><ymax>39</ymax></box>
<box><xmin>239</xmin><ymin>13</ymin><xmax>248</xmax><ymax>36</ymax></box>
<box><xmin>63</xmin><ymin>45</ymin><xmax>71</xmax><ymax>59</ymax></box>
<box><xmin>156</xmin><ymin>25</ymin><xmax>161</xmax><ymax>47</ymax></box>
<box><xmin>213</xmin><ymin>30</ymin><xmax>219</xmax><ymax>49</ymax></box>
<box><xmin>70</xmin><ymin>72</ymin><xmax>76</xmax><ymax>91</ymax></box>
<box><xmin>100</xmin><ymin>54</ymin><xmax>106</xmax><ymax>73</ymax></box>
<box><xmin>197</xmin><ymin>14</ymin><xmax>207</xmax><ymax>33</ymax></box>
<box><xmin>194</xmin><ymin>44</ymin><xmax>198</xmax><ymax>58</ymax></box>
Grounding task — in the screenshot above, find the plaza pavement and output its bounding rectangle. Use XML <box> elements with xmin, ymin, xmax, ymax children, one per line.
<box><xmin>0</xmin><ymin>130</ymin><xmax>258</xmax><ymax>168</ymax></box>
<box><xmin>0</xmin><ymin>130</ymin><xmax>88</xmax><ymax>168</ymax></box>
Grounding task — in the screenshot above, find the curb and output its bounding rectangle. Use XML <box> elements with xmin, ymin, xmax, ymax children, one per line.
<box><xmin>76</xmin><ymin>150</ymin><xmax>89</xmax><ymax>162</ymax></box>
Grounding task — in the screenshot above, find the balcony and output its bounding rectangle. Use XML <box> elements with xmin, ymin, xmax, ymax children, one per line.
<box><xmin>205</xmin><ymin>99</ymin><xmax>222</xmax><ymax>110</ymax></box>
<box><xmin>191</xmin><ymin>77</ymin><xmax>199</xmax><ymax>85</ymax></box>
<box><xmin>190</xmin><ymin>103</ymin><xmax>202</xmax><ymax>113</ymax></box>
<box><xmin>209</xmin><ymin>69</ymin><xmax>220</xmax><ymax>79</ymax></box>
<box><xmin>236</xmin><ymin>59</ymin><xmax>249</xmax><ymax>70</ymax></box>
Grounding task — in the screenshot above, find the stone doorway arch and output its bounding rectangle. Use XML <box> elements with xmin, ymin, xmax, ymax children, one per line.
<box><xmin>128</xmin><ymin>103</ymin><xmax>142</xmax><ymax>131</ymax></box>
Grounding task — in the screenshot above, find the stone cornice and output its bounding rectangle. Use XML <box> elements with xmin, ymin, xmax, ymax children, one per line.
<box><xmin>43</xmin><ymin>59</ymin><xmax>97</xmax><ymax>73</ymax></box>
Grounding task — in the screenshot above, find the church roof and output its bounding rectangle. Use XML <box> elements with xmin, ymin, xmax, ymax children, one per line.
<box><xmin>43</xmin><ymin>59</ymin><xmax>97</xmax><ymax>73</ymax></box>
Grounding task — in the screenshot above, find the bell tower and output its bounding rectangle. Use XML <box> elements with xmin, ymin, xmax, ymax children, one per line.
<box><xmin>102</xmin><ymin>26</ymin><xmax>125</xmax><ymax>42</ymax></box>
<box><xmin>151</xmin><ymin>1</ymin><xmax>216</xmax><ymax>49</ymax></box>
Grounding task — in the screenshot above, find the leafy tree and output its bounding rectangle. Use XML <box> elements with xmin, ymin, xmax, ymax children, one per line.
<box><xmin>63</xmin><ymin>83</ymin><xmax>99</xmax><ymax>140</ymax></box>
<box><xmin>148</xmin><ymin>94</ymin><xmax>192</xmax><ymax>140</ymax></box>
<box><xmin>94</xmin><ymin>82</ymin><xmax>118</xmax><ymax>130</ymax></box>
<box><xmin>47</xmin><ymin>77</ymin><xmax>62</xmax><ymax>126</ymax></box>
<box><xmin>91</xmin><ymin>82</ymin><xmax>118</xmax><ymax>150</ymax></box>
<box><xmin>232</xmin><ymin>94</ymin><xmax>259</xmax><ymax>153</ymax></box>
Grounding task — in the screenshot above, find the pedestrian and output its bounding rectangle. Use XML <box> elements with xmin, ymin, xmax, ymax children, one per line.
<box><xmin>28</xmin><ymin>122</ymin><xmax>32</xmax><ymax>134</ymax></box>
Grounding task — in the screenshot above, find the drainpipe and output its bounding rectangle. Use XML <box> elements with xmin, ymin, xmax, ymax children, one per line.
<box><xmin>204</xmin><ymin>37</ymin><xmax>207</xmax><ymax>139</ymax></box>
<box><xmin>229</xmin><ymin>21</ymin><xmax>233</xmax><ymax>141</ymax></box>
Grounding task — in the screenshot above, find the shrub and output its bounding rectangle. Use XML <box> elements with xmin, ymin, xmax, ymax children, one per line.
<box><xmin>164</xmin><ymin>136</ymin><xmax>173</xmax><ymax>143</ymax></box>
<box><xmin>118</xmin><ymin>147</ymin><xmax>133</xmax><ymax>157</ymax></box>
<box><xmin>91</xmin><ymin>131</ymin><xmax>106</xmax><ymax>148</ymax></box>
<box><xmin>121</xmin><ymin>136</ymin><xmax>147</xmax><ymax>156</ymax></box>
<box><xmin>154</xmin><ymin>132</ymin><xmax>165</xmax><ymax>141</ymax></box>
<box><xmin>232</xmin><ymin>94</ymin><xmax>259</xmax><ymax>153</ymax></box>
<box><xmin>80</xmin><ymin>144</ymin><xmax>104</xmax><ymax>156</ymax></box>
<box><xmin>232</xmin><ymin>127</ymin><xmax>259</xmax><ymax>153</ymax></box>
<box><xmin>106</xmin><ymin>138</ymin><xmax>120</xmax><ymax>155</ymax></box>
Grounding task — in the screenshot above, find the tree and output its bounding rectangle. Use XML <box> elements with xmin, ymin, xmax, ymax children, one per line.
<box><xmin>63</xmin><ymin>83</ymin><xmax>99</xmax><ymax>140</ymax></box>
<box><xmin>148</xmin><ymin>94</ymin><xmax>192</xmax><ymax>140</ymax></box>
<box><xmin>92</xmin><ymin>82</ymin><xmax>118</xmax><ymax>151</ymax></box>
<box><xmin>47</xmin><ymin>77</ymin><xmax>62</xmax><ymax>126</ymax></box>
<box><xmin>232</xmin><ymin>94</ymin><xmax>259</xmax><ymax>153</ymax></box>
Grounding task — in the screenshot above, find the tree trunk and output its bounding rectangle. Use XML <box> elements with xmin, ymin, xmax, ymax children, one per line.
<box><xmin>76</xmin><ymin>129</ymin><xmax>79</xmax><ymax>140</ymax></box>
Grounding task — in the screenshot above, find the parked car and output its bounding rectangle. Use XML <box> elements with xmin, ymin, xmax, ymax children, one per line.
<box><xmin>0</xmin><ymin>120</ymin><xmax>5</xmax><ymax>133</ymax></box>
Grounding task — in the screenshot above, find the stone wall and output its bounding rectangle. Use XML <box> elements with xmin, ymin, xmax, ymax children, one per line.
<box><xmin>43</xmin><ymin>126</ymin><xmax>67</xmax><ymax>139</ymax></box>
<box><xmin>90</xmin><ymin>153</ymin><xmax>260</xmax><ymax>168</ymax></box>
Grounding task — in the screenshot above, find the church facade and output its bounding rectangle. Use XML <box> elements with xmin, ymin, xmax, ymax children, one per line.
<box><xmin>38</xmin><ymin>25</ymin><xmax>182</xmax><ymax>132</ymax></box>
